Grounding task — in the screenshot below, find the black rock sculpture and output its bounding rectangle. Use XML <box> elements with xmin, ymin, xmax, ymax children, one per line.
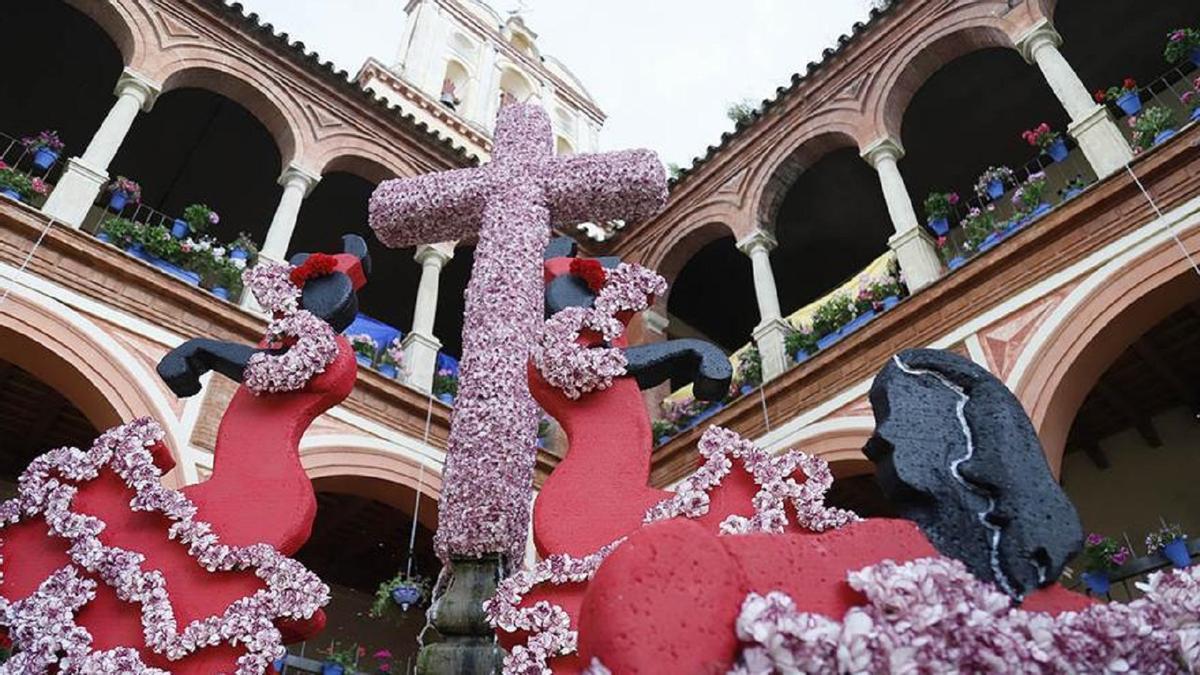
<box><xmin>865</xmin><ymin>348</ymin><xmax>1083</xmax><ymax>599</ymax></box>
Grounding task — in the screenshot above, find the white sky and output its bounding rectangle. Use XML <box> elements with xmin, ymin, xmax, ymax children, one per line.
<box><xmin>238</xmin><ymin>0</ymin><xmax>875</xmax><ymax>166</ymax></box>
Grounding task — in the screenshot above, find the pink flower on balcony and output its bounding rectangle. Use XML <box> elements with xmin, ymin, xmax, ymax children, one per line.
<box><xmin>30</xmin><ymin>178</ymin><xmax>48</xmax><ymax>195</ymax></box>
<box><xmin>947</xmin><ymin>192</ymin><xmax>960</xmax><ymax>205</ymax></box>
<box><xmin>208</xmin><ymin>211</ymin><xmax>220</xmax><ymax>225</ymax></box>
<box><xmin>1171</xmin><ymin>30</ymin><xmax>1186</xmax><ymax>42</ymax></box>
<box><xmin>1086</xmin><ymin>532</ymin><xmax>1104</xmax><ymax>547</ymax></box>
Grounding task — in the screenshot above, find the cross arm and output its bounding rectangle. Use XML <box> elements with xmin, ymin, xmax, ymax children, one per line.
<box><xmin>369</xmin><ymin>166</ymin><xmax>490</xmax><ymax>248</ymax></box>
<box><xmin>543</xmin><ymin>150</ymin><xmax>667</xmax><ymax>226</ymax></box>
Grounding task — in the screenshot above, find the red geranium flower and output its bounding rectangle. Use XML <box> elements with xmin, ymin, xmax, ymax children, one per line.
<box><xmin>1123</xmin><ymin>77</ymin><xmax>1137</xmax><ymax>90</ymax></box>
<box><xmin>1094</xmin><ymin>89</ymin><xmax>1106</xmax><ymax>103</ymax></box>
<box><xmin>289</xmin><ymin>252</ymin><xmax>339</xmax><ymax>287</ymax></box>
<box><xmin>569</xmin><ymin>258</ymin><xmax>608</xmax><ymax>293</ymax></box>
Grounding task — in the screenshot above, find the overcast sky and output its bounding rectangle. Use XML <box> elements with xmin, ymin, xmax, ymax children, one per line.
<box><xmin>238</xmin><ymin>0</ymin><xmax>874</xmax><ymax>166</ymax></box>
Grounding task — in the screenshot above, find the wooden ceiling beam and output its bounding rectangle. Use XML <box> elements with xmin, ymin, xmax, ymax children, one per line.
<box><xmin>1095</xmin><ymin>379</ymin><xmax>1162</xmax><ymax>448</ymax></box>
<box><xmin>1131</xmin><ymin>338</ymin><xmax>1199</xmax><ymax>410</ymax></box>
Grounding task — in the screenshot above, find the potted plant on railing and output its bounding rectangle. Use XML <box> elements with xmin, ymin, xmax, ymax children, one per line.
<box><xmin>813</xmin><ymin>293</ymin><xmax>854</xmax><ymax>349</ymax></box>
<box><xmin>1080</xmin><ymin>532</ymin><xmax>1130</xmax><ymax>595</ymax></box>
<box><xmin>1022</xmin><ymin>122</ymin><xmax>1068</xmax><ymax>163</ymax></box>
<box><xmin>936</xmin><ymin>234</ymin><xmax>967</xmax><ymax>271</ymax></box>
<box><xmin>1146</xmin><ymin>523</ymin><xmax>1190</xmax><ymax>569</ymax></box>
<box><xmin>785</xmin><ymin>326</ymin><xmax>818</xmax><ymax>365</ymax></box>
<box><xmin>1164</xmin><ymin>27</ymin><xmax>1200</xmax><ymax>68</ymax></box>
<box><xmin>1129</xmin><ymin>106</ymin><xmax>1178</xmax><ymax>151</ymax></box>
<box><xmin>1011</xmin><ymin>171</ymin><xmax>1050</xmax><ymax>225</ymax></box>
<box><xmin>1059</xmin><ymin>174</ymin><xmax>1088</xmax><ymax>202</ymax></box>
<box><xmin>348</xmin><ymin>333</ymin><xmax>377</xmax><ymax>371</ymax></box>
<box><xmin>21</xmin><ymin>130</ymin><xmax>64</xmax><ymax>171</ymax></box>
<box><xmin>104</xmin><ymin>176</ymin><xmax>141</xmax><ymax>212</ymax></box>
<box><xmin>662</xmin><ymin>397</ymin><xmax>697</xmax><ymax>432</ymax></box>
<box><xmin>97</xmin><ymin>217</ymin><xmax>143</xmax><ymax>247</ymax></box>
<box><xmin>922</xmin><ymin>191</ymin><xmax>958</xmax><ymax>236</ymax></box>
<box><xmin>319</xmin><ymin>642</ymin><xmax>363</xmax><ymax>675</ymax></box>
<box><xmin>175</xmin><ymin>203</ymin><xmax>219</xmax><ymax>239</ymax></box>
<box><xmin>868</xmin><ymin>277</ymin><xmax>903</xmax><ymax>312</ymax></box>
<box><xmin>1183</xmin><ymin>82</ymin><xmax>1200</xmax><ymax>124</ymax></box>
<box><xmin>973</xmin><ymin>166</ymin><xmax>1014</xmax><ymax>202</ymax></box>
<box><xmin>370</xmin><ymin>571</ymin><xmax>431</xmax><ymax>615</ymax></box>
<box><xmin>961</xmin><ymin>205</ymin><xmax>1000</xmax><ymax>253</ymax></box>
<box><xmin>200</xmin><ymin>255</ymin><xmax>244</xmax><ymax>301</ymax></box>
<box><xmin>433</xmin><ymin>367</ymin><xmax>459</xmax><ymax>404</ymax></box>
<box><xmin>651</xmin><ymin>418</ymin><xmax>677</xmax><ymax>446</ymax></box>
<box><xmin>378</xmin><ymin>337</ymin><xmax>406</xmax><ymax>380</ymax></box>
<box><xmin>229</xmin><ymin>231</ymin><xmax>259</xmax><ymax>265</ymax></box>
<box><xmin>0</xmin><ymin>163</ymin><xmax>48</xmax><ymax>204</ymax></box>
<box><xmin>372</xmin><ymin>649</ymin><xmax>394</xmax><ymax>675</ymax></box>
<box><xmin>734</xmin><ymin>346</ymin><xmax>762</xmax><ymax>398</ymax></box>
<box><xmin>137</xmin><ymin>223</ymin><xmax>201</xmax><ymax>285</ymax></box>
<box><xmin>1095</xmin><ymin>78</ymin><xmax>1141</xmax><ymax>116</ymax></box>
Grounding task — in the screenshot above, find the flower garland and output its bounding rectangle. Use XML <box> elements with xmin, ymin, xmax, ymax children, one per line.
<box><xmin>241</xmin><ymin>260</ymin><xmax>340</xmax><ymax>395</ymax></box>
<box><xmin>533</xmin><ymin>262</ymin><xmax>667</xmax><ymax>399</ymax></box>
<box><xmin>729</xmin><ymin>556</ymin><xmax>1200</xmax><ymax>674</ymax></box>
<box><xmin>487</xmin><ymin>426</ymin><xmax>857</xmax><ymax>674</ymax></box>
<box><xmin>0</xmin><ymin>419</ymin><xmax>330</xmax><ymax>674</ymax></box>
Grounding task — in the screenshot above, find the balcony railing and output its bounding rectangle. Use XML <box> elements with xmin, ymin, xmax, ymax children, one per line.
<box><xmin>0</xmin><ymin>130</ymin><xmax>67</xmax><ymax>211</ymax></box>
<box><xmin>1065</xmin><ymin>536</ymin><xmax>1198</xmax><ymax>603</ymax></box>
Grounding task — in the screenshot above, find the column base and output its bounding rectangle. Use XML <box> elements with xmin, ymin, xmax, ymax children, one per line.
<box><xmin>752</xmin><ymin>318</ymin><xmax>793</xmax><ymax>382</ymax></box>
<box><xmin>1069</xmin><ymin>105</ymin><xmax>1133</xmax><ymax>179</ymax></box>
<box><xmin>41</xmin><ymin>157</ymin><xmax>107</xmax><ymax>229</ymax></box>
<box><xmin>889</xmin><ymin>228</ymin><xmax>942</xmax><ymax>293</ymax></box>
<box><xmin>404</xmin><ymin>331</ymin><xmax>443</xmax><ymax>392</ymax></box>
<box><xmin>416</xmin><ymin>556</ymin><xmax>506</xmax><ymax>675</ymax></box>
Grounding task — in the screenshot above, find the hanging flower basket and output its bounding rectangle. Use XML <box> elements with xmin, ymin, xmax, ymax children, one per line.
<box><xmin>391</xmin><ymin>582</ymin><xmax>424</xmax><ymax>610</ymax></box>
<box><xmin>371</xmin><ymin>572</ymin><xmax>432</xmax><ymax>617</ymax></box>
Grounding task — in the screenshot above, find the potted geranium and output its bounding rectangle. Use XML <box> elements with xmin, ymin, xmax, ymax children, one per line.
<box><xmin>319</xmin><ymin>642</ymin><xmax>363</xmax><ymax>675</ymax></box>
<box><xmin>1095</xmin><ymin>78</ymin><xmax>1141</xmax><ymax>116</ymax></box>
<box><xmin>922</xmin><ymin>191</ymin><xmax>958</xmax><ymax>236</ymax></box>
<box><xmin>433</xmin><ymin>367</ymin><xmax>458</xmax><ymax>404</ymax></box>
<box><xmin>735</xmin><ymin>346</ymin><xmax>762</xmax><ymax>395</ymax></box>
<box><xmin>373</xmin><ymin>649</ymin><xmax>394</xmax><ymax>675</ymax></box>
<box><xmin>1011</xmin><ymin>172</ymin><xmax>1049</xmax><ymax>223</ymax></box>
<box><xmin>937</xmin><ymin>235</ymin><xmax>967</xmax><ymax>271</ymax></box>
<box><xmin>371</xmin><ymin>571</ymin><xmax>431</xmax><ymax>615</ymax></box>
<box><xmin>785</xmin><ymin>326</ymin><xmax>818</xmax><ymax>365</ymax></box>
<box><xmin>0</xmin><ymin>162</ymin><xmax>48</xmax><ymax>203</ymax></box>
<box><xmin>175</xmin><ymin>203</ymin><xmax>219</xmax><ymax>239</ymax></box>
<box><xmin>229</xmin><ymin>232</ymin><xmax>259</xmax><ymax>265</ymax></box>
<box><xmin>1184</xmin><ymin>87</ymin><xmax>1200</xmax><ymax>124</ymax></box>
<box><xmin>97</xmin><ymin>217</ymin><xmax>143</xmax><ymax>248</ymax></box>
<box><xmin>652</xmin><ymin>418</ymin><xmax>677</xmax><ymax>446</ymax></box>
<box><xmin>1059</xmin><ymin>175</ymin><xmax>1088</xmax><ymax>202</ymax></box>
<box><xmin>1021</xmin><ymin>122</ymin><xmax>1068</xmax><ymax>163</ymax></box>
<box><xmin>378</xmin><ymin>337</ymin><xmax>406</xmax><ymax>380</ymax></box>
<box><xmin>1164</xmin><ymin>27</ymin><xmax>1200</xmax><ymax>67</ymax></box>
<box><xmin>1080</xmin><ymin>533</ymin><xmax>1130</xmax><ymax>595</ymax></box>
<box><xmin>961</xmin><ymin>205</ymin><xmax>1001</xmax><ymax>253</ymax></box>
<box><xmin>104</xmin><ymin>176</ymin><xmax>141</xmax><ymax>212</ymax></box>
<box><xmin>348</xmin><ymin>333</ymin><xmax>378</xmax><ymax>369</ymax></box>
<box><xmin>973</xmin><ymin>166</ymin><xmax>1014</xmax><ymax>202</ymax></box>
<box><xmin>1146</xmin><ymin>523</ymin><xmax>1190</xmax><ymax>569</ymax></box>
<box><xmin>1129</xmin><ymin>106</ymin><xmax>1178</xmax><ymax>150</ymax></box>
<box><xmin>813</xmin><ymin>294</ymin><xmax>854</xmax><ymax>349</ymax></box>
<box><xmin>21</xmin><ymin>130</ymin><xmax>65</xmax><ymax>171</ymax></box>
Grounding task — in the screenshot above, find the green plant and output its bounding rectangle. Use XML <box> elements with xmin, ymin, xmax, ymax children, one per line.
<box><xmin>973</xmin><ymin>166</ymin><xmax>1014</xmax><ymax>200</ymax></box>
<box><xmin>98</xmin><ymin>217</ymin><xmax>144</xmax><ymax>247</ymax></box>
<box><xmin>230</xmin><ymin>232</ymin><xmax>260</xmax><ymax>266</ymax></box>
<box><xmin>370</xmin><ymin>572</ymin><xmax>431</xmax><ymax>617</ymax></box>
<box><xmin>434</xmin><ymin>368</ymin><xmax>459</xmax><ymax>397</ymax></box>
<box><xmin>320</xmin><ymin>641</ymin><xmax>364</xmax><ymax>668</ymax></box>
<box><xmin>812</xmin><ymin>294</ymin><xmax>854</xmax><ymax>337</ymax></box>
<box><xmin>1094</xmin><ymin>77</ymin><xmax>1138</xmax><ymax>104</ymax></box>
<box><xmin>138</xmin><ymin>223</ymin><xmax>183</xmax><ymax>261</ymax></box>
<box><xmin>1082</xmin><ymin>533</ymin><xmax>1131</xmax><ymax>573</ymax></box>
<box><xmin>0</xmin><ymin>165</ymin><xmax>48</xmax><ymax>199</ymax></box>
<box><xmin>182</xmin><ymin>203</ymin><xmax>218</xmax><ymax>235</ymax></box>
<box><xmin>726</xmin><ymin>99</ymin><xmax>756</xmax><ymax>125</ymax></box>
<box><xmin>667</xmin><ymin>163</ymin><xmax>685</xmax><ymax>180</ymax></box>
<box><xmin>1146</xmin><ymin>523</ymin><xmax>1187</xmax><ymax>555</ymax></box>
<box><xmin>106</xmin><ymin>176</ymin><xmax>142</xmax><ymax>203</ymax></box>
<box><xmin>1164</xmin><ymin>28</ymin><xmax>1200</xmax><ymax>64</ymax></box>
<box><xmin>652</xmin><ymin>418</ymin><xmax>676</xmax><ymax>441</ymax></box>
<box><xmin>960</xmin><ymin>205</ymin><xmax>998</xmax><ymax>248</ymax></box>
<box><xmin>347</xmin><ymin>334</ymin><xmax>377</xmax><ymax>360</ymax></box>
<box><xmin>785</xmin><ymin>327</ymin><xmax>818</xmax><ymax>357</ymax></box>
<box><xmin>200</xmin><ymin>257</ymin><xmax>245</xmax><ymax>295</ymax></box>
<box><xmin>21</xmin><ymin>130</ymin><xmax>64</xmax><ymax>153</ymax></box>
<box><xmin>1010</xmin><ymin>172</ymin><xmax>1048</xmax><ymax>215</ymax></box>
<box><xmin>736</xmin><ymin>346</ymin><xmax>762</xmax><ymax>388</ymax></box>
<box><xmin>922</xmin><ymin>191</ymin><xmax>960</xmax><ymax>222</ymax></box>
<box><xmin>1130</xmin><ymin>106</ymin><xmax>1177</xmax><ymax>150</ymax></box>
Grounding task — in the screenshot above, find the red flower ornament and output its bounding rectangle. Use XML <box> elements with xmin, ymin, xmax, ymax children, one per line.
<box><xmin>289</xmin><ymin>253</ymin><xmax>339</xmax><ymax>288</ymax></box>
<box><xmin>569</xmin><ymin>258</ymin><xmax>608</xmax><ymax>293</ymax></box>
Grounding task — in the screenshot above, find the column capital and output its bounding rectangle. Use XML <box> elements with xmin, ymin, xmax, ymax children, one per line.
<box><xmin>415</xmin><ymin>242</ymin><xmax>456</xmax><ymax>267</ymax></box>
<box><xmin>278</xmin><ymin>165</ymin><xmax>322</xmax><ymax>197</ymax></box>
<box><xmin>1015</xmin><ymin>19</ymin><xmax>1063</xmax><ymax>64</ymax></box>
<box><xmin>736</xmin><ymin>229</ymin><xmax>777</xmax><ymax>256</ymax></box>
<box><xmin>861</xmin><ymin>136</ymin><xmax>905</xmax><ymax>167</ymax></box>
<box><xmin>115</xmin><ymin>68</ymin><xmax>162</xmax><ymax>113</ymax></box>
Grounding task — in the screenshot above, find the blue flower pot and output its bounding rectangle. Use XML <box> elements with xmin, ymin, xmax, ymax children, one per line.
<box><xmin>948</xmin><ymin>256</ymin><xmax>967</xmax><ymax>270</ymax></box>
<box><xmin>793</xmin><ymin>349</ymin><xmax>811</xmax><ymax>365</ymax></box>
<box><xmin>438</xmin><ymin>392</ymin><xmax>455</xmax><ymax>405</ymax></box>
<box><xmin>655</xmin><ymin>434</ymin><xmax>671</xmax><ymax>446</ymax></box>
<box><xmin>1045</xmin><ymin>137</ymin><xmax>1069</xmax><ymax>163</ymax></box>
<box><xmin>0</xmin><ymin>187</ymin><xmax>23</xmax><ymax>202</ymax></box>
<box><xmin>1191</xmin><ymin>107</ymin><xmax>1200</xmax><ymax>123</ymax></box>
<box><xmin>1116</xmin><ymin>90</ymin><xmax>1141</xmax><ymax>116</ymax></box>
<box><xmin>273</xmin><ymin>656</ymin><xmax>287</xmax><ymax>672</ymax></box>
<box><xmin>977</xmin><ymin>232</ymin><xmax>1002</xmax><ymax>253</ymax></box>
<box><xmin>816</xmin><ymin>331</ymin><xmax>841</xmax><ymax>350</ymax></box>
<box><xmin>355</xmin><ymin>353</ymin><xmax>374</xmax><ymax>369</ymax></box>
<box><xmin>927</xmin><ymin>217</ymin><xmax>950</xmax><ymax>236</ymax></box>
<box><xmin>1162</xmin><ymin>538</ymin><xmax>1191</xmax><ymax>569</ymax></box>
<box><xmin>170</xmin><ymin>219</ymin><xmax>190</xmax><ymax>239</ymax></box>
<box><xmin>880</xmin><ymin>296</ymin><xmax>900</xmax><ymax>311</ymax></box>
<box><xmin>230</xmin><ymin>247</ymin><xmax>249</xmax><ymax>260</ymax></box>
<box><xmin>32</xmin><ymin>148</ymin><xmax>59</xmax><ymax>171</ymax></box>
<box><xmin>693</xmin><ymin>402</ymin><xmax>723</xmax><ymax>425</ymax></box>
<box><xmin>392</xmin><ymin>584</ymin><xmax>423</xmax><ymax>609</ymax></box>
<box><xmin>321</xmin><ymin>664</ymin><xmax>344</xmax><ymax>675</ymax></box>
<box><xmin>150</xmin><ymin>258</ymin><xmax>201</xmax><ymax>285</ymax></box>
<box><xmin>125</xmin><ymin>244</ymin><xmax>145</xmax><ymax>257</ymax></box>
<box><xmin>378</xmin><ymin>363</ymin><xmax>398</xmax><ymax>379</ymax></box>
<box><xmin>212</xmin><ymin>287</ymin><xmax>229</xmax><ymax>300</ymax></box>
<box><xmin>841</xmin><ymin>309</ymin><xmax>876</xmax><ymax>336</ymax></box>
<box><xmin>97</xmin><ymin>232</ymin><xmax>111</xmax><ymax>243</ymax></box>
<box><xmin>1153</xmin><ymin>129</ymin><xmax>1176</xmax><ymax>146</ymax></box>
<box><xmin>108</xmin><ymin>190</ymin><xmax>129</xmax><ymax>212</ymax></box>
<box><xmin>739</xmin><ymin>384</ymin><xmax>754</xmax><ymax>396</ymax></box>
<box><xmin>1082</xmin><ymin>570</ymin><xmax>1110</xmax><ymax>595</ymax></box>
<box><xmin>1032</xmin><ymin>202</ymin><xmax>1052</xmax><ymax>218</ymax></box>
<box><xmin>986</xmin><ymin>179</ymin><xmax>1004</xmax><ymax>200</ymax></box>
<box><xmin>1062</xmin><ymin>188</ymin><xmax>1082</xmax><ymax>202</ymax></box>
<box><xmin>1191</xmin><ymin>47</ymin><xmax>1200</xmax><ymax>68</ymax></box>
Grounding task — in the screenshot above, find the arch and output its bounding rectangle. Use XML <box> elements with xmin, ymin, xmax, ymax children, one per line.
<box><xmin>0</xmin><ymin>281</ymin><xmax>188</xmax><ymax>479</ymax></box>
<box><xmin>747</xmin><ymin>127</ymin><xmax>863</xmax><ymax>233</ymax></box>
<box><xmin>1011</xmin><ymin>217</ymin><xmax>1200</xmax><ymax>476</ymax></box>
<box><xmin>509</xmin><ymin>32</ymin><xmax>536</xmax><ymax>57</ymax></box>
<box><xmin>320</xmin><ymin>152</ymin><xmax>403</xmax><ymax>185</ymax></box>
<box><xmin>64</xmin><ymin>0</ymin><xmax>143</xmax><ymax>67</ymax></box>
<box><xmin>647</xmin><ymin>218</ymin><xmax>738</xmax><ymax>295</ymax></box>
<box><xmin>151</xmin><ymin>60</ymin><xmax>304</xmax><ymax>167</ymax></box>
<box><xmin>499</xmin><ymin>66</ymin><xmax>537</xmax><ymax>106</ymax></box>
<box><xmin>555</xmin><ymin>135</ymin><xmax>575</xmax><ymax>156</ymax></box>
<box><xmin>442</xmin><ymin>58</ymin><xmax>471</xmax><ymax>110</ymax></box>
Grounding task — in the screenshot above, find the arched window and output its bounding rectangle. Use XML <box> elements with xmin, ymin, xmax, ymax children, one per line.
<box><xmin>499</xmin><ymin>68</ymin><xmax>536</xmax><ymax>109</ymax></box>
<box><xmin>441</xmin><ymin>60</ymin><xmax>470</xmax><ymax>110</ymax></box>
<box><xmin>510</xmin><ymin>32</ymin><xmax>536</xmax><ymax>57</ymax></box>
<box><xmin>555</xmin><ymin>136</ymin><xmax>574</xmax><ymax>156</ymax></box>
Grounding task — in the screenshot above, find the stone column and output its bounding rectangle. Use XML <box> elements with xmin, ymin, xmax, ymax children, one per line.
<box><xmin>737</xmin><ymin>230</ymin><xmax>792</xmax><ymax>382</ymax></box>
<box><xmin>42</xmin><ymin>69</ymin><xmax>161</xmax><ymax>227</ymax></box>
<box><xmin>259</xmin><ymin>165</ymin><xmax>321</xmax><ymax>262</ymax></box>
<box><xmin>403</xmin><ymin>242</ymin><xmax>455</xmax><ymax>391</ymax></box>
<box><xmin>861</xmin><ymin>137</ymin><xmax>942</xmax><ymax>293</ymax></box>
<box><xmin>1017</xmin><ymin>20</ymin><xmax>1133</xmax><ymax>178</ymax></box>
